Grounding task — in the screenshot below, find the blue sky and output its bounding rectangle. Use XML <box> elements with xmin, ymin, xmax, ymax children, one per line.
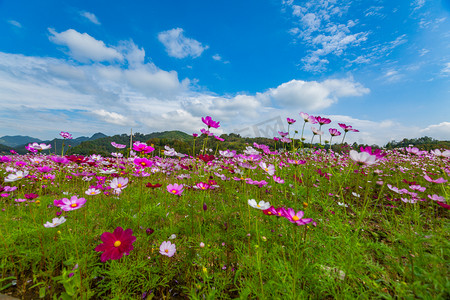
<box><xmin>0</xmin><ymin>0</ymin><xmax>449</xmax><ymax>146</ymax></box>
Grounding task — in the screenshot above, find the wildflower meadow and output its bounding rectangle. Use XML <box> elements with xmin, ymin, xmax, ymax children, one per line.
<box><xmin>0</xmin><ymin>114</ymin><xmax>449</xmax><ymax>299</ymax></box>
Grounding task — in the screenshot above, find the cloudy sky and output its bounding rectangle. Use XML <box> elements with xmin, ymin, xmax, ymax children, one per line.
<box><xmin>0</xmin><ymin>0</ymin><xmax>449</xmax><ymax>146</ymax></box>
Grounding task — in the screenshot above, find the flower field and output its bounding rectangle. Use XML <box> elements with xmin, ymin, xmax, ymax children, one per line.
<box><xmin>0</xmin><ymin>116</ymin><xmax>449</xmax><ymax>299</ymax></box>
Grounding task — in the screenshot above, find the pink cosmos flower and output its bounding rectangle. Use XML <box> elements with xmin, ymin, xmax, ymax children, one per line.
<box><xmin>159</xmin><ymin>241</ymin><xmax>176</xmax><ymax>257</ymax></box>
<box><xmin>60</xmin><ymin>131</ymin><xmax>73</xmax><ymax>139</ymax></box>
<box><xmin>95</xmin><ymin>227</ymin><xmax>136</xmax><ymax>262</ymax></box>
<box><xmin>329</xmin><ymin>128</ymin><xmax>341</xmax><ymax>136</ymax></box>
<box><xmin>259</xmin><ymin>162</ymin><xmax>275</xmax><ymax>176</ymax></box>
<box><xmin>200</xmin><ymin>128</ymin><xmax>213</xmax><ymax>136</ymax></box>
<box><xmin>214</xmin><ymin>135</ymin><xmax>225</xmax><ymax>141</ymax></box>
<box><xmin>273</xmin><ymin>175</ymin><xmax>284</xmax><ymax>184</ymax></box>
<box><xmin>202</xmin><ymin>116</ymin><xmax>220</xmax><ymax>129</ymax></box>
<box><xmin>299</xmin><ymin>112</ymin><xmax>317</xmax><ymax>124</ymax></box>
<box><xmin>285</xmin><ymin>208</ymin><xmax>313</xmax><ymax>225</ymax></box>
<box><xmin>194</xmin><ymin>182</ymin><xmax>210</xmax><ymax>190</ymax></box>
<box><xmin>133</xmin><ymin>157</ymin><xmax>153</xmax><ymax>168</ymax></box>
<box><xmin>430</xmin><ymin>149</ymin><xmax>450</xmax><ymax>158</ymax></box>
<box><xmin>428</xmin><ymin>194</ymin><xmax>445</xmax><ymax>202</ymax></box>
<box><xmin>58</xmin><ymin>196</ymin><xmax>87</xmax><ymax>211</ymax></box>
<box><xmin>111</xmin><ymin>142</ymin><xmax>126</xmax><ymax>149</ymax></box>
<box><xmin>287</xmin><ymin>159</ymin><xmax>306</xmax><ymax>165</ymax></box>
<box><xmin>423</xmin><ymin>175</ymin><xmax>447</xmax><ymax>184</ymax></box>
<box><xmin>167</xmin><ymin>183</ymin><xmax>184</xmax><ymax>195</ymax></box>
<box><xmin>28</xmin><ymin>142</ymin><xmax>52</xmax><ymax>151</ymax></box>
<box><xmin>311</xmin><ymin>127</ymin><xmax>324</xmax><ymax>136</ymax></box>
<box><xmin>37</xmin><ymin>166</ymin><xmax>53</xmax><ymax>173</ymax></box>
<box><xmin>315</xmin><ymin>116</ymin><xmax>331</xmax><ymax>125</ymax></box>
<box><xmin>132</xmin><ymin>141</ymin><xmax>154</xmax><ymax>153</ymax></box>
<box><xmin>278</xmin><ymin>131</ymin><xmax>288</xmax><ymax>137</ymax></box>
<box><xmin>409</xmin><ymin>185</ymin><xmax>426</xmax><ymax>192</ymax></box>
<box><xmin>360</xmin><ymin>146</ymin><xmax>387</xmax><ymax>159</ymax></box>
<box><xmin>287</xmin><ymin>118</ymin><xmax>296</xmax><ymax>124</ymax></box>
<box><xmin>338</xmin><ymin>123</ymin><xmax>359</xmax><ymax>132</ymax></box>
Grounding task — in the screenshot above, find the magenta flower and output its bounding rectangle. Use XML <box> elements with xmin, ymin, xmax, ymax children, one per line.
<box><xmin>37</xmin><ymin>166</ymin><xmax>53</xmax><ymax>173</ymax></box>
<box><xmin>201</xmin><ymin>116</ymin><xmax>220</xmax><ymax>129</ymax></box>
<box><xmin>214</xmin><ymin>135</ymin><xmax>225</xmax><ymax>142</ymax></box>
<box><xmin>194</xmin><ymin>182</ymin><xmax>210</xmax><ymax>190</ymax></box>
<box><xmin>192</xmin><ymin>133</ymin><xmax>198</xmax><ymax>138</ymax></box>
<box><xmin>287</xmin><ymin>118</ymin><xmax>296</xmax><ymax>124</ymax></box>
<box><xmin>95</xmin><ymin>227</ymin><xmax>136</xmax><ymax>262</ymax></box>
<box><xmin>273</xmin><ymin>175</ymin><xmax>284</xmax><ymax>184</ymax></box>
<box><xmin>132</xmin><ymin>141</ymin><xmax>154</xmax><ymax>153</ymax></box>
<box><xmin>200</xmin><ymin>128</ymin><xmax>213</xmax><ymax>136</ymax></box>
<box><xmin>278</xmin><ymin>131</ymin><xmax>288</xmax><ymax>137</ymax></box>
<box><xmin>315</xmin><ymin>116</ymin><xmax>331</xmax><ymax>125</ymax></box>
<box><xmin>360</xmin><ymin>146</ymin><xmax>387</xmax><ymax>159</ymax></box>
<box><xmin>133</xmin><ymin>157</ymin><xmax>153</xmax><ymax>168</ymax></box>
<box><xmin>338</xmin><ymin>123</ymin><xmax>359</xmax><ymax>132</ymax></box>
<box><xmin>167</xmin><ymin>183</ymin><xmax>184</xmax><ymax>195</ymax></box>
<box><xmin>159</xmin><ymin>241</ymin><xmax>176</xmax><ymax>257</ymax></box>
<box><xmin>58</xmin><ymin>196</ymin><xmax>87</xmax><ymax>211</ymax></box>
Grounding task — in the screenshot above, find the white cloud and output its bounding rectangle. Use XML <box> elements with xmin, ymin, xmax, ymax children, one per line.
<box><xmin>158</xmin><ymin>28</ymin><xmax>208</xmax><ymax>59</ymax></box>
<box><xmin>284</xmin><ymin>0</ymin><xmax>369</xmax><ymax>72</ymax></box>
<box><xmin>441</xmin><ymin>62</ymin><xmax>450</xmax><ymax>76</ymax></box>
<box><xmin>212</xmin><ymin>54</ymin><xmax>222</xmax><ymax>61</ymax></box>
<box><xmin>80</xmin><ymin>11</ymin><xmax>101</xmax><ymax>25</ymax></box>
<box><xmin>411</xmin><ymin>0</ymin><xmax>426</xmax><ymax>12</ymax></box>
<box><xmin>91</xmin><ymin>110</ymin><xmax>135</xmax><ymax>126</ymax></box>
<box><xmin>48</xmin><ymin>28</ymin><xmax>123</xmax><ymax>63</ymax></box>
<box><xmin>7</xmin><ymin>20</ymin><xmax>22</xmax><ymax>28</ymax></box>
<box><xmin>266</xmin><ymin>78</ymin><xmax>369</xmax><ymax>110</ymax></box>
<box><xmin>420</xmin><ymin>122</ymin><xmax>450</xmax><ymax>140</ymax></box>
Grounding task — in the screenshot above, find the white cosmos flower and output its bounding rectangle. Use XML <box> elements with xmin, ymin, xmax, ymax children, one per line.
<box><xmin>44</xmin><ymin>217</ymin><xmax>67</xmax><ymax>228</ymax></box>
<box><xmin>248</xmin><ymin>199</ymin><xmax>271</xmax><ymax>210</ymax></box>
<box><xmin>5</xmin><ymin>170</ymin><xmax>29</xmax><ymax>182</ymax></box>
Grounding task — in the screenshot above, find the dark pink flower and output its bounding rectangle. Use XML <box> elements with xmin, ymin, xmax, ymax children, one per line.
<box><xmin>315</xmin><ymin>116</ymin><xmax>331</xmax><ymax>125</ymax></box>
<box><xmin>202</xmin><ymin>116</ymin><xmax>220</xmax><ymax>128</ymax></box>
<box><xmin>95</xmin><ymin>227</ymin><xmax>136</xmax><ymax>262</ymax></box>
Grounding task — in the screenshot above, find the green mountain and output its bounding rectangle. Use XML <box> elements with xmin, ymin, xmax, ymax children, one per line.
<box><xmin>67</xmin><ymin>130</ymin><xmax>193</xmax><ymax>156</ymax></box>
<box><xmin>0</xmin><ymin>135</ymin><xmax>42</xmax><ymax>148</ymax></box>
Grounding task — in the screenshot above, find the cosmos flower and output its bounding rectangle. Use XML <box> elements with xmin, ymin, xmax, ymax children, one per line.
<box><xmin>259</xmin><ymin>162</ymin><xmax>275</xmax><ymax>176</ymax></box>
<box><xmin>349</xmin><ymin>150</ymin><xmax>377</xmax><ymax>166</ymax></box>
<box><xmin>44</xmin><ymin>217</ymin><xmax>67</xmax><ymax>228</ymax></box>
<box><xmin>329</xmin><ymin>128</ymin><xmax>341</xmax><ymax>137</ymax></box>
<box><xmin>60</xmin><ymin>131</ymin><xmax>73</xmax><ymax>139</ymax></box>
<box><xmin>110</xmin><ymin>177</ymin><xmax>129</xmax><ymax>190</ymax></box>
<box><xmin>132</xmin><ymin>142</ymin><xmax>154</xmax><ymax>153</ymax></box>
<box><xmin>95</xmin><ymin>227</ymin><xmax>136</xmax><ymax>262</ymax></box>
<box><xmin>167</xmin><ymin>183</ymin><xmax>184</xmax><ymax>195</ymax></box>
<box><xmin>4</xmin><ymin>170</ymin><xmax>29</xmax><ymax>182</ymax></box>
<box><xmin>58</xmin><ymin>196</ymin><xmax>87</xmax><ymax>211</ymax></box>
<box><xmin>248</xmin><ymin>199</ymin><xmax>271</xmax><ymax>210</ymax></box>
<box><xmin>85</xmin><ymin>188</ymin><xmax>101</xmax><ymax>196</ymax></box>
<box><xmin>159</xmin><ymin>241</ymin><xmax>176</xmax><ymax>257</ymax></box>
<box><xmin>285</xmin><ymin>208</ymin><xmax>313</xmax><ymax>225</ymax></box>
<box><xmin>201</xmin><ymin>116</ymin><xmax>220</xmax><ymax>129</ymax></box>
<box><xmin>315</xmin><ymin>116</ymin><xmax>331</xmax><ymax>125</ymax></box>
<box><xmin>111</xmin><ymin>142</ymin><xmax>126</xmax><ymax>149</ymax></box>
<box><xmin>287</xmin><ymin>118</ymin><xmax>296</xmax><ymax>124</ymax></box>
<box><xmin>28</xmin><ymin>142</ymin><xmax>52</xmax><ymax>151</ymax></box>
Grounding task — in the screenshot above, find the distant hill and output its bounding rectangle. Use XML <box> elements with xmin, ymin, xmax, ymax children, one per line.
<box><xmin>67</xmin><ymin>130</ymin><xmax>193</xmax><ymax>156</ymax></box>
<box><xmin>10</xmin><ymin>132</ymin><xmax>109</xmax><ymax>154</ymax></box>
<box><xmin>0</xmin><ymin>135</ymin><xmax>42</xmax><ymax>148</ymax></box>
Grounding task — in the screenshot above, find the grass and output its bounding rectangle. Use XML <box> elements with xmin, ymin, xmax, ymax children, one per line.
<box><xmin>0</xmin><ymin>142</ymin><xmax>449</xmax><ymax>299</ymax></box>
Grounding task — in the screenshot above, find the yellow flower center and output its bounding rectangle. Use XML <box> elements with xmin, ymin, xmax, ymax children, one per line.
<box><xmin>141</xmin><ymin>162</ymin><xmax>146</xmax><ymax>166</ymax></box>
<box><xmin>165</xmin><ymin>249</ymin><xmax>169</xmax><ymax>253</ymax></box>
<box><xmin>70</xmin><ymin>203</ymin><xmax>78</xmax><ymax>208</ymax></box>
<box><xmin>265</xmin><ymin>168</ymin><xmax>269</xmax><ymax>172</ymax></box>
<box><xmin>171</xmin><ymin>190</ymin><xmax>177</xmax><ymax>194</ymax></box>
<box><xmin>114</xmin><ymin>240</ymin><xmax>121</xmax><ymax>247</ymax></box>
<box><xmin>90</xmin><ymin>191</ymin><xmax>96</xmax><ymax>194</ymax></box>
<box><xmin>117</xmin><ymin>183</ymin><xmax>122</xmax><ymax>188</ymax></box>
<box><xmin>292</xmin><ymin>216</ymin><xmax>300</xmax><ymax>221</ymax></box>
<box><xmin>201</xmin><ymin>187</ymin><xmax>206</xmax><ymax>190</ymax></box>
<box><xmin>257</xmin><ymin>204</ymin><xmax>261</xmax><ymax>207</ymax></box>
<box><xmin>267</xmin><ymin>212</ymin><xmax>272</xmax><ymax>215</ymax></box>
